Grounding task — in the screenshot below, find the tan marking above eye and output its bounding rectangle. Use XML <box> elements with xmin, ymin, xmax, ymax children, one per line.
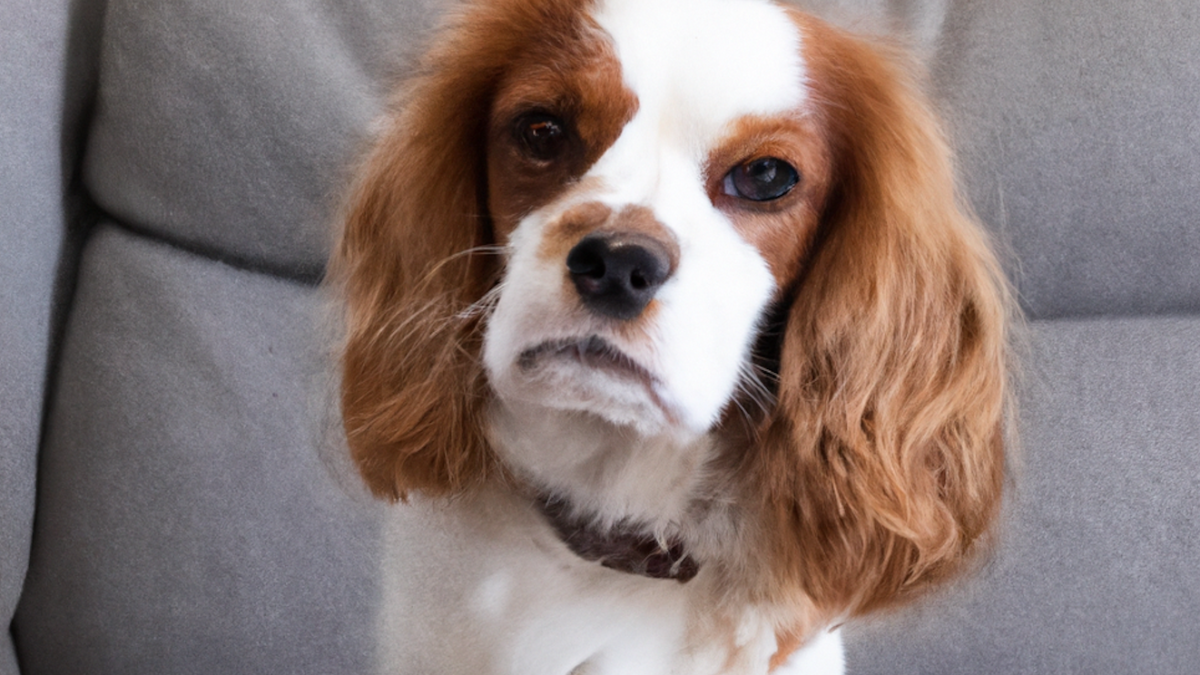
<box><xmin>484</xmin><ymin>25</ymin><xmax>638</xmax><ymax>240</ymax></box>
<box><xmin>705</xmin><ymin>114</ymin><xmax>833</xmax><ymax>288</ymax></box>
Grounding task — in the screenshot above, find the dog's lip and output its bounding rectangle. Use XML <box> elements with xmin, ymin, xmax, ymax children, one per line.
<box><xmin>518</xmin><ymin>336</ymin><xmax>655</xmax><ymax>383</ymax></box>
<box><xmin>514</xmin><ymin>336</ymin><xmax>684</xmax><ymax>427</ymax></box>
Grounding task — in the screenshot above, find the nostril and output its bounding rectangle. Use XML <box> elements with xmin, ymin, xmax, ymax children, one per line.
<box><xmin>566</xmin><ymin>232</ymin><xmax>674</xmax><ymax>320</ymax></box>
<box><xmin>566</xmin><ymin>238</ymin><xmax>608</xmax><ymax>280</ymax></box>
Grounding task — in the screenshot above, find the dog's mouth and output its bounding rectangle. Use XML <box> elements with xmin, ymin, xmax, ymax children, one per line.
<box><xmin>509</xmin><ymin>335</ymin><xmax>682</xmax><ymax>428</ymax></box>
<box><xmin>518</xmin><ymin>336</ymin><xmax>653</xmax><ymax>383</ymax></box>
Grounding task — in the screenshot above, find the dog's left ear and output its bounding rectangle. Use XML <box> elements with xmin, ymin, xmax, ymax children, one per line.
<box><xmin>748</xmin><ymin>15</ymin><xmax>1015</xmax><ymax>617</ymax></box>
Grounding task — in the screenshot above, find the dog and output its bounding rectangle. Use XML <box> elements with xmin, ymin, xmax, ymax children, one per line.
<box><xmin>332</xmin><ymin>0</ymin><xmax>1012</xmax><ymax>672</ymax></box>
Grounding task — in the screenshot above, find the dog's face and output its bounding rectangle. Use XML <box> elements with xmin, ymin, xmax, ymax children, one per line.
<box><xmin>337</xmin><ymin>0</ymin><xmax>1011</xmax><ymax>620</ymax></box>
<box><xmin>482</xmin><ymin>0</ymin><xmax>829</xmax><ymax>438</ymax></box>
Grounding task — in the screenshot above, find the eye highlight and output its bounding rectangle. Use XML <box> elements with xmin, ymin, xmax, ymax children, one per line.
<box><xmin>516</xmin><ymin>112</ymin><xmax>569</xmax><ymax>161</ymax></box>
<box><xmin>723</xmin><ymin>157</ymin><xmax>800</xmax><ymax>202</ymax></box>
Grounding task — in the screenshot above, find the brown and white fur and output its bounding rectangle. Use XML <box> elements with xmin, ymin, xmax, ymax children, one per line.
<box><xmin>332</xmin><ymin>0</ymin><xmax>1012</xmax><ymax>672</ymax></box>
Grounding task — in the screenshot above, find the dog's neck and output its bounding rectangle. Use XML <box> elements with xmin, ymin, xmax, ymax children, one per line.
<box><xmin>487</xmin><ymin>400</ymin><xmax>718</xmax><ymax>578</ymax></box>
<box><xmin>488</xmin><ymin>400</ymin><xmax>714</xmax><ymax>525</ymax></box>
<box><xmin>534</xmin><ymin>493</ymin><xmax>701</xmax><ymax>582</ymax></box>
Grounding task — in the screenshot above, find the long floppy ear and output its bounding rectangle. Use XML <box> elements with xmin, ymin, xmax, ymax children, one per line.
<box><xmin>331</xmin><ymin>4</ymin><xmax>524</xmax><ymax>501</ymax></box>
<box><xmin>752</xmin><ymin>15</ymin><xmax>1014</xmax><ymax>616</ymax></box>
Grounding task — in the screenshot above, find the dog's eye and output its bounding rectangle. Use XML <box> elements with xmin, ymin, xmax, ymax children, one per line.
<box><xmin>723</xmin><ymin>157</ymin><xmax>799</xmax><ymax>202</ymax></box>
<box><xmin>517</xmin><ymin>113</ymin><xmax>569</xmax><ymax>161</ymax></box>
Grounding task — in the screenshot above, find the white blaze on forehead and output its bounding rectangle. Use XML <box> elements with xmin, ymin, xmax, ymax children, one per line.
<box><xmin>573</xmin><ymin>0</ymin><xmax>806</xmax><ymax>432</ymax></box>
<box><xmin>483</xmin><ymin>0</ymin><xmax>810</xmax><ymax>436</ymax></box>
<box><xmin>593</xmin><ymin>0</ymin><xmax>806</xmax><ymax>145</ymax></box>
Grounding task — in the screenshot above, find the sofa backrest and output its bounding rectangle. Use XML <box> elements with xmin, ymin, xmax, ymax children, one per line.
<box><xmin>932</xmin><ymin>1</ymin><xmax>1200</xmax><ymax>320</ymax></box>
<box><xmin>81</xmin><ymin>0</ymin><xmax>444</xmax><ymax>282</ymax></box>
<box><xmin>75</xmin><ymin>0</ymin><xmax>1200</xmax><ymax>320</ymax></box>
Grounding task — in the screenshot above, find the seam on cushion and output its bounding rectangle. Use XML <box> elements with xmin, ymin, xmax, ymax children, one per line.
<box><xmin>98</xmin><ymin>211</ymin><xmax>326</xmax><ymax>287</ymax></box>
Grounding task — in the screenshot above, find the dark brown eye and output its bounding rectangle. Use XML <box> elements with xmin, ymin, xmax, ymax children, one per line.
<box><xmin>723</xmin><ymin>157</ymin><xmax>799</xmax><ymax>202</ymax></box>
<box><xmin>516</xmin><ymin>113</ymin><xmax>569</xmax><ymax>161</ymax></box>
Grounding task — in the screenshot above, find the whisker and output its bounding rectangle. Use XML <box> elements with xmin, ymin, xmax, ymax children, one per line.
<box><xmin>417</xmin><ymin>244</ymin><xmax>508</xmax><ymax>288</ymax></box>
<box><xmin>458</xmin><ymin>282</ymin><xmax>504</xmax><ymax>321</ymax></box>
<box><xmin>733</xmin><ymin>360</ymin><xmax>777</xmax><ymax>421</ymax></box>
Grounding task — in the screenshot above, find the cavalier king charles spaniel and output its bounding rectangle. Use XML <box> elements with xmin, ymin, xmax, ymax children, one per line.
<box><xmin>332</xmin><ymin>0</ymin><xmax>1012</xmax><ymax>672</ymax></box>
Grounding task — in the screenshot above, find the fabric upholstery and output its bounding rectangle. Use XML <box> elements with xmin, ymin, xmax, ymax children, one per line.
<box><xmin>82</xmin><ymin>0</ymin><xmax>443</xmax><ymax>279</ymax></box>
<box><xmin>1</xmin><ymin>0</ymin><xmax>77</xmax><ymax>670</ymax></box>
<box><xmin>846</xmin><ymin>315</ymin><xmax>1200</xmax><ymax>672</ymax></box>
<box><xmin>932</xmin><ymin>0</ymin><xmax>1200</xmax><ymax>319</ymax></box>
<box><xmin>15</xmin><ymin>225</ymin><xmax>384</xmax><ymax>674</ymax></box>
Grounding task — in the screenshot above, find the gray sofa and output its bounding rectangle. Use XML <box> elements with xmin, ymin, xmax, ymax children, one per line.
<box><xmin>4</xmin><ymin>0</ymin><xmax>1198</xmax><ymax>672</ymax></box>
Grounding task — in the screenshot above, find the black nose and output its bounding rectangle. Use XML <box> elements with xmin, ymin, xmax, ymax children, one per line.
<box><xmin>566</xmin><ymin>232</ymin><xmax>674</xmax><ymax>320</ymax></box>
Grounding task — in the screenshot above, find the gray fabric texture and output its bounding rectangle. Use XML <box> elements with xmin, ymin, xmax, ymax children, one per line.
<box><xmin>931</xmin><ymin>0</ymin><xmax>1200</xmax><ymax>319</ymax></box>
<box><xmin>0</xmin><ymin>642</ymin><xmax>15</xmax><ymax>675</ymax></box>
<box><xmin>845</xmin><ymin>314</ymin><xmax>1200</xmax><ymax>673</ymax></box>
<box><xmin>82</xmin><ymin>0</ymin><xmax>443</xmax><ymax>279</ymax></box>
<box><xmin>1</xmin><ymin>0</ymin><xmax>74</xmax><ymax>663</ymax></box>
<box><xmin>14</xmin><ymin>225</ymin><xmax>384</xmax><ymax>674</ymax></box>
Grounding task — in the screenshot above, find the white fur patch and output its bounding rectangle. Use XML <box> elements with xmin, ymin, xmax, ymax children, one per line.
<box><xmin>587</xmin><ymin>0</ymin><xmax>807</xmax><ymax>436</ymax></box>
<box><xmin>773</xmin><ymin>628</ymin><xmax>846</xmax><ymax>675</ymax></box>
<box><xmin>376</xmin><ymin>489</ymin><xmax>695</xmax><ymax>675</ymax></box>
<box><xmin>595</xmin><ymin>0</ymin><xmax>807</xmax><ymax>134</ymax></box>
<box><xmin>471</xmin><ymin>5</ymin><xmax>818</xmax><ymax>670</ymax></box>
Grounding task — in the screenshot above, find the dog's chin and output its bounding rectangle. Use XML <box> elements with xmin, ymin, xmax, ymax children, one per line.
<box><xmin>490</xmin><ymin>335</ymin><xmax>683</xmax><ymax>435</ymax></box>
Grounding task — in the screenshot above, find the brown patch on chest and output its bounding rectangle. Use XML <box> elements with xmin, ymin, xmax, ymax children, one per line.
<box><xmin>769</xmin><ymin>628</ymin><xmax>805</xmax><ymax>671</ymax></box>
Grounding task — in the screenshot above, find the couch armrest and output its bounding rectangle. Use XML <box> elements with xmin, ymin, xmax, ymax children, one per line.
<box><xmin>0</xmin><ymin>0</ymin><xmax>105</xmax><ymax>670</ymax></box>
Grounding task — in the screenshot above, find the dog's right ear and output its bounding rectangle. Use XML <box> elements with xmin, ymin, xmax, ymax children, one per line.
<box><xmin>331</xmin><ymin>4</ymin><xmax>518</xmax><ymax>501</ymax></box>
<box><xmin>332</xmin><ymin>0</ymin><xmax>618</xmax><ymax>501</ymax></box>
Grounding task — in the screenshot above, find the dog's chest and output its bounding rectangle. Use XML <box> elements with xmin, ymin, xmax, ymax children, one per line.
<box><xmin>373</xmin><ymin>487</ymin><xmax>790</xmax><ymax>675</ymax></box>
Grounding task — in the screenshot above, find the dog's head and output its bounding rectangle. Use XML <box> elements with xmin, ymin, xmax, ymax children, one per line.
<box><xmin>335</xmin><ymin>0</ymin><xmax>1011</xmax><ymax>617</ymax></box>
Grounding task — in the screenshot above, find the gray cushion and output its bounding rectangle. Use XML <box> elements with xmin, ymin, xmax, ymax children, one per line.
<box><xmin>83</xmin><ymin>0</ymin><xmax>1200</xmax><ymax>310</ymax></box>
<box><xmin>14</xmin><ymin>225</ymin><xmax>384</xmax><ymax>674</ymax></box>
<box><xmin>845</xmin><ymin>314</ymin><xmax>1200</xmax><ymax>672</ymax></box>
<box><xmin>0</xmin><ymin>0</ymin><xmax>77</xmax><ymax>668</ymax></box>
<box><xmin>83</xmin><ymin>0</ymin><xmax>443</xmax><ymax>279</ymax></box>
<box><xmin>932</xmin><ymin>1</ymin><xmax>1200</xmax><ymax>319</ymax></box>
